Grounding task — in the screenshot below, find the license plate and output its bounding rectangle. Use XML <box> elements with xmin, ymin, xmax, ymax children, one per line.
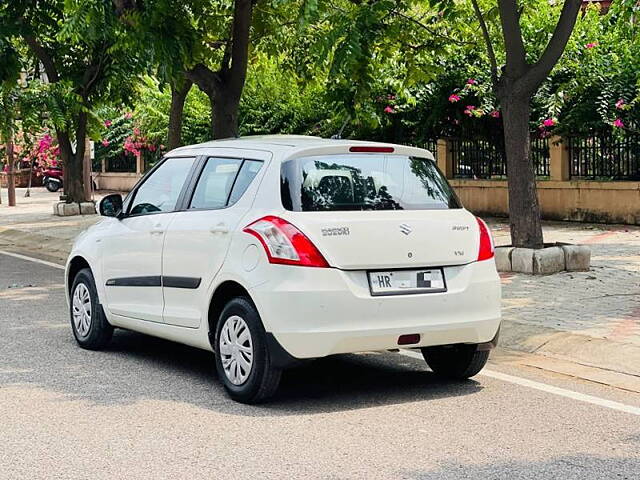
<box><xmin>368</xmin><ymin>268</ymin><xmax>446</xmax><ymax>296</ymax></box>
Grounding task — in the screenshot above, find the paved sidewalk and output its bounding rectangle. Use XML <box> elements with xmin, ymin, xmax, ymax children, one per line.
<box><xmin>2</xmin><ymin>187</ymin><xmax>639</xmax><ymax>376</ymax></box>
<box><xmin>0</xmin><ymin>187</ymin><xmax>106</xmax><ymax>263</ymax></box>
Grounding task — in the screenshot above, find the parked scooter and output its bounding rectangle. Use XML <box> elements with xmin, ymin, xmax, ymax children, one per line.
<box><xmin>42</xmin><ymin>166</ymin><xmax>63</xmax><ymax>192</ymax></box>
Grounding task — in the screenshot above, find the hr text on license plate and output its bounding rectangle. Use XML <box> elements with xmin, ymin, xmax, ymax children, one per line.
<box><xmin>368</xmin><ymin>268</ymin><xmax>446</xmax><ymax>296</ymax></box>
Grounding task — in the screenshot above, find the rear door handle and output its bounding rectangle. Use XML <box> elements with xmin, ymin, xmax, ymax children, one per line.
<box><xmin>150</xmin><ymin>224</ymin><xmax>164</xmax><ymax>235</ymax></box>
<box><xmin>210</xmin><ymin>223</ymin><xmax>229</xmax><ymax>234</ymax></box>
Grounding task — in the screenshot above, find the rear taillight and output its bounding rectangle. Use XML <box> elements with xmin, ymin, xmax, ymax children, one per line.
<box><xmin>476</xmin><ymin>217</ymin><xmax>495</xmax><ymax>261</ymax></box>
<box><xmin>243</xmin><ymin>216</ymin><xmax>329</xmax><ymax>268</ymax></box>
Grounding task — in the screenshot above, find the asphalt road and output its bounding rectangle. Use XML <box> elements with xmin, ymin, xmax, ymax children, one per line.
<box><xmin>1</xmin><ymin>252</ymin><xmax>639</xmax><ymax>479</ymax></box>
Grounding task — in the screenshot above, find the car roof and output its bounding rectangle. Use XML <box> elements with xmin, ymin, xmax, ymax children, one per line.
<box><xmin>168</xmin><ymin>135</ymin><xmax>434</xmax><ymax>160</ymax></box>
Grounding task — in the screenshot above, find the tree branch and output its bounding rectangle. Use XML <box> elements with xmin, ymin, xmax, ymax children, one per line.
<box><xmin>394</xmin><ymin>11</ymin><xmax>472</xmax><ymax>47</ymax></box>
<box><xmin>23</xmin><ymin>36</ymin><xmax>59</xmax><ymax>82</ymax></box>
<box><xmin>471</xmin><ymin>0</ymin><xmax>499</xmax><ymax>86</ymax></box>
<box><xmin>185</xmin><ymin>64</ymin><xmax>219</xmax><ymax>98</ymax></box>
<box><xmin>522</xmin><ymin>0</ymin><xmax>582</xmax><ymax>92</ymax></box>
<box><xmin>498</xmin><ymin>0</ymin><xmax>527</xmax><ymax>76</ymax></box>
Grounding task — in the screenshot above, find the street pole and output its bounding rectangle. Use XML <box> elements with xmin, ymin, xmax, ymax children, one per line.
<box><xmin>7</xmin><ymin>133</ymin><xmax>16</xmax><ymax>207</ymax></box>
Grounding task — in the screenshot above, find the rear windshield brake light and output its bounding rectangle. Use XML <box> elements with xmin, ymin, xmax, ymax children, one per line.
<box><xmin>349</xmin><ymin>146</ymin><xmax>394</xmax><ymax>153</ymax></box>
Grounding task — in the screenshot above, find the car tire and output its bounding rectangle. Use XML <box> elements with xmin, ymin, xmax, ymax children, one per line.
<box><xmin>70</xmin><ymin>268</ymin><xmax>113</xmax><ymax>350</ymax></box>
<box><xmin>421</xmin><ymin>344</ymin><xmax>489</xmax><ymax>379</ymax></box>
<box><xmin>46</xmin><ymin>180</ymin><xmax>60</xmax><ymax>192</ymax></box>
<box><xmin>214</xmin><ymin>297</ymin><xmax>281</xmax><ymax>404</ymax></box>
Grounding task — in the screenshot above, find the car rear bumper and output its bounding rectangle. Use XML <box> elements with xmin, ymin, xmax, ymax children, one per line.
<box><xmin>249</xmin><ymin>259</ymin><xmax>502</xmax><ymax>359</ymax></box>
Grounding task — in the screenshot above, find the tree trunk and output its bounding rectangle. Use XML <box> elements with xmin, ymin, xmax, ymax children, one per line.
<box><xmin>501</xmin><ymin>93</ymin><xmax>544</xmax><ymax>249</ymax></box>
<box><xmin>167</xmin><ymin>79</ymin><xmax>193</xmax><ymax>150</ymax></box>
<box><xmin>212</xmin><ymin>84</ymin><xmax>241</xmax><ymax>139</ymax></box>
<box><xmin>57</xmin><ymin>123</ymin><xmax>87</xmax><ymax>203</ymax></box>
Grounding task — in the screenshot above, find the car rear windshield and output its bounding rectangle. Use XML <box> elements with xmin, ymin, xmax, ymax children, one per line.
<box><xmin>281</xmin><ymin>154</ymin><xmax>461</xmax><ymax>211</ymax></box>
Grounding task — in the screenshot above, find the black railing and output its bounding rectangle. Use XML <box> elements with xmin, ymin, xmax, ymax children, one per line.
<box><xmin>421</xmin><ymin>139</ymin><xmax>438</xmax><ymax>162</ymax></box>
<box><xmin>451</xmin><ymin>138</ymin><xmax>506</xmax><ymax>179</ymax></box>
<box><xmin>106</xmin><ymin>154</ymin><xmax>136</xmax><ymax>173</ymax></box>
<box><xmin>531</xmin><ymin>137</ymin><xmax>550</xmax><ymax>177</ymax></box>
<box><xmin>451</xmin><ymin>136</ymin><xmax>550</xmax><ymax>179</ymax></box>
<box><xmin>568</xmin><ymin>133</ymin><xmax>640</xmax><ymax>180</ymax></box>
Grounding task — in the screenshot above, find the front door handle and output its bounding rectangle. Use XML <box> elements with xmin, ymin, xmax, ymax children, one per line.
<box><xmin>210</xmin><ymin>223</ymin><xmax>229</xmax><ymax>234</ymax></box>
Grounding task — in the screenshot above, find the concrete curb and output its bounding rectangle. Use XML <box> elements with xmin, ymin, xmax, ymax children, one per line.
<box><xmin>500</xmin><ymin>319</ymin><xmax>640</xmax><ymax>378</ymax></box>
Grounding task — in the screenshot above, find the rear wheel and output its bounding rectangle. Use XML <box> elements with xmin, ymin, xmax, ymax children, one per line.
<box><xmin>70</xmin><ymin>268</ymin><xmax>113</xmax><ymax>350</ymax></box>
<box><xmin>214</xmin><ymin>297</ymin><xmax>281</xmax><ymax>404</ymax></box>
<box><xmin>421</xmin><ymin>344</ymin><xmax>489</xmax><ymax>379</ymax></box>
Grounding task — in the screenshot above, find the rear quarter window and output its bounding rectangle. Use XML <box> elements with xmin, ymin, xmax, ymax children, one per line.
<box><xmin>281</xmin><ymin>154</ymin><xmax>461</xmax><ymax>212</ymax></box>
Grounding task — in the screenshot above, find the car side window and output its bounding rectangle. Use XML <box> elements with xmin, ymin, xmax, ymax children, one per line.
<box><xmin>189</xmin><ymin>157</ymin><xmax>263</xmax><ymax>210</ymax></box>
<box><xmin>228</xmin><ymin>160</ymin><xmax>263</xmax><ymax>206</ymax></box>
<box><xmin>129</xmin><ymin>157</ymin><xmax>195</xmax><ymax>216</ymax></box>
<box><xmin>189</xmin><ymin>157</ymin><xmax>243</xmax><ymax>210</ymax></box>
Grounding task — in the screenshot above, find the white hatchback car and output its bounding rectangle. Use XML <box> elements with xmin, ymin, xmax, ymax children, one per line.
<box><xmin>66</xmin><ymin>135</ymin><xmax>501</xmax><ymax>403</ymax></box>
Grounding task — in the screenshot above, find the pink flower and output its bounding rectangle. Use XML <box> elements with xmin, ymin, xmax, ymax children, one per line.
<box><xmin>448</xmin><ymin>94</ymin><xmax>460</xmax><ymax>103</ymax></box>
<box><xmin>542</xmin><ymin>118</ymin><xmax>556</xmax><ymax>128</ymax></box>
<box><xmin>104</xmin><ymin>120</ymin><xmax>112</xmax><ymax>128</ymax></box>
<box><xmin>124</xmin><ymin>112</ymin><xmax>133</xmax><ymax>120</ymax></box>
<box><xmin>133</xmin><ymin>127</ymin><xmax>141</xmax><ymax>136</ymax></box>
<box><xmin>466</xmin><ymin>78</ymin><xmax>478</xmax><ymax>85</ymax></box>
<box><xmin>613</xmin><ymin>118</ymin><xmax>625</xmax><ymax>128</ymax></box>
<box><xmin>101</xmin><ymin>139</ymin><xmax>110</xmax><ymax>147</ymax></box>
<box><xmin>615</xmin><ymin>99</ymin><xmax>626</xmax><ymax>110</ymax></box>
<box><xmin>387</xmin><ymin>94</ymin><xmax>396</xmax><ymax>100</ymax></box>
<box><xmin>585</xmin><ymin>42</ymin><xmax>598</xmax><ymax>49</ymax></box>
<box><xmin>463</xmin><ymin>105</ymin><xmax>476</xmax><ymax>116</ymax></box>
<box><xmin>490</xmin><ymin>110</ymin><xmax>500</xmax><ymax>118</ymax></box>
<box><xmin>384</xmin><ymin>106</ymin><xmax>395</xmax><ymax>114</ymax></box>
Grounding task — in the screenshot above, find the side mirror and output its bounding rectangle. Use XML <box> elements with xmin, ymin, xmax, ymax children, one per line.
<box><xmin>99</xmin><ymin>193</ymin><xmax>123</xmax><ymax>217</ymax></box>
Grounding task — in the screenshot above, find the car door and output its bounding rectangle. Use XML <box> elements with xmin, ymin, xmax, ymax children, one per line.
<box><xmin>101</xmin><ymin>156</ymin><xmax>197</xmax><ymax>322</ymax></box>
<box><xmin>161</xmin><ymin>155</ymin><xmax>266</xmax><ymax>328</ymax></box>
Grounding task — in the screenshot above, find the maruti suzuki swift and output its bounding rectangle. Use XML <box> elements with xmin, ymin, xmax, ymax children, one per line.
<box><xmin>66</xmin><ymin>135</ymin><xmax>501</xmax><ymax>403</ymax></box>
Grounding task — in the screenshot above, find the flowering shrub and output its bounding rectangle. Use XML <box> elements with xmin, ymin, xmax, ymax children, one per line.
<box><xmin>95</xmin><ymin>110</ymin><xmax>163</xmax><ymax>172</ymax></box>
<box><xmin>1</xmin><ymin>130</ymin><xmax>61</xmax><ymax>179</ymax></box>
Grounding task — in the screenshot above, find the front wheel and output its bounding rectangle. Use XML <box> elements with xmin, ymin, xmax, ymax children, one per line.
<box><xmin>421</xmin><ymin>344</ymin><xmax>489</xmax><ymax>379</ymax></box>
<box><xmin>214</xmin><ymin>297</ymin><xmax>281</xmax><ymax>404</ymax></box>
<box><xmin>70</xmin><ymin>268</ymin><xmax>113</xmax><ymax>350</ymax></box>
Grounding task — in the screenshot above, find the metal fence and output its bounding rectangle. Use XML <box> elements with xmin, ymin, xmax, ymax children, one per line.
<box><xmin>106</xmin><ymin>154</ymin><xmax>136</xmax><ymax>173</ymax></box>
<box><xmin>451</xmin><ymin>138</ymin><xmax>506</xmax><ymax>179</ymax></box>
<box><xmin>568</xmin><ymin>133</ymin><xmax>640</xmax><ymax>180</ymax></box>
<box><xmin>451</xmin><ymin>136</ymin><xmax>550</xmax><ymax>179</ymax></box>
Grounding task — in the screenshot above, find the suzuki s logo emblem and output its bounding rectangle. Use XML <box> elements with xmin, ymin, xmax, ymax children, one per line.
<box><xmin>399</xmin><ymin>223</ymin><xmax>412</xmax><ymax>235</ymax></box>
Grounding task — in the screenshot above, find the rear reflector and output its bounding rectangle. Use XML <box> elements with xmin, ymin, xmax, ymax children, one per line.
<box><xmin>398</xmin><ymin>334</ymin><xmax>421</xmax><ymax>345</ymax></box>
<box><xmin>243</xmin><ymin>216</ymin><xmax>329</xmax><ymax>268</ymax></box>
<box><xmin>349</xmin><ymin>146</ymin><xmax>394</xmax><ymax>153</ymax></box>
<box><xmin>476</xmin><ymin>217</ymin><xmax>495</xmax><ymax>261</ymax></box>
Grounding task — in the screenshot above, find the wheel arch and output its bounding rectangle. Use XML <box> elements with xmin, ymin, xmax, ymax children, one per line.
<box><xmin>67</xmin><ymin>255</ymin><xmax>92</xmax><ymax>300</ymax></box>
<box><xmin>207</xmin><ymin>280</ymin><xmax>253</xmax><ymax>349</ymax></box>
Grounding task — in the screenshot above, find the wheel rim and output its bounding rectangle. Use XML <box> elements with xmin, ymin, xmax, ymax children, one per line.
<box><xmin>219</xmin><ymin>315</ymin><xmax>254</xmax><ymax>385</ymax></box>
<box><xmin>72</xmin><ymin>283</ymin><xmax>92</xmax><ymax>337</ymax></box>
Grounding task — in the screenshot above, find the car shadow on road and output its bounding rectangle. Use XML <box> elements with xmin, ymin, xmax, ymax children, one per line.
<box><xmin>96</xmin><ymin>329</ymin><xmax>484</xmax><ymax>415</ymax></box>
